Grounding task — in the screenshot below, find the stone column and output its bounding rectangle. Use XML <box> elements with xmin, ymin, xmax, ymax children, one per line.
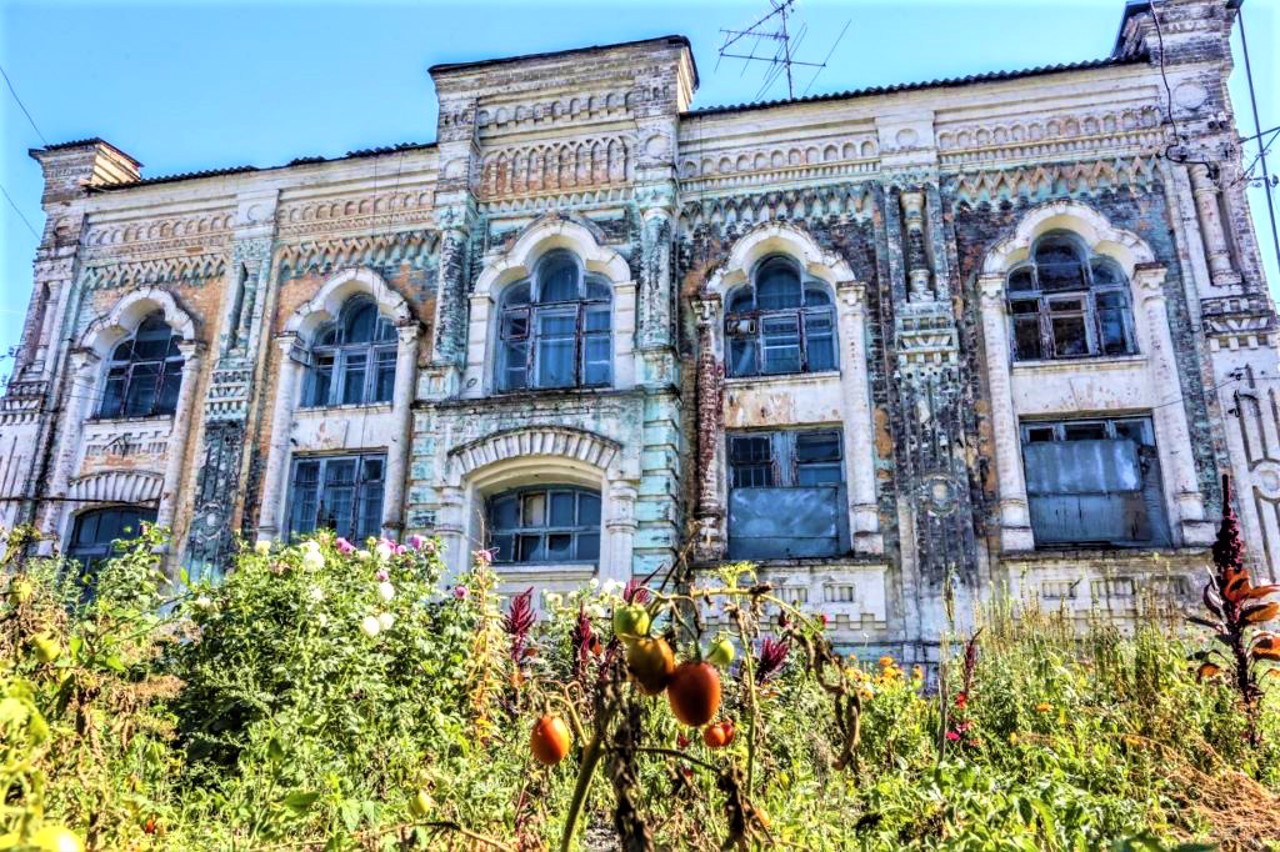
<box><xmin>426</xmin><ymin>217</ymin><xmax>472</xmax><ymax>399</ymax></box>
<box><xmin>435</xmin><ymin>485</ymin><xmax>467</xmax><ymax>574</ymax></box>
<box><xmin>837</xmin><ymin>281</ymin><xmax>882</xmax><ymax>554</ymax></box>
<box><xmin>605</xmin><ymin>481</ymin><xmax>638</xmax><ymax>582</ymax></box>
<box><xmin>255</xmin><ymin>334</ymin><xmax>304</xmax><ymax>541</ymax></box>
<box><xmin>978</xmin><ymin>274</ymin><xmax>1035</xmax><ymax>552</ymax></box>
<box><xmin>381</xmin><ymin>322</ymin><xmax>422</xmax><ymax>538</ymax></box>
<box><xmin>38</xmin><ymin>348</ymin><xmax>100</xmax><ymax>545</ymax></box>
<box><xmin>900</xmin><ymin>189</ymin><xmax>932</xmax><ymax>301</ymax></box>
<box><xmin>1188</xmin><ymin>165</ymin><xmax>1241</xmax><ymax>287</ymax></box>
<box><xmin>1133</xmin><ymin>264</ymin><xmax>1213</xmax><ymax>545</ymax></box>
<box><xmin>156</xmin><ymin>341</ymin><xmax>204</xmax><ymax>532</ymax></box>
<box><xmin>692</xmin><ymin>295</ymin><xmax>726</xmax><ymax>561</ymax></box>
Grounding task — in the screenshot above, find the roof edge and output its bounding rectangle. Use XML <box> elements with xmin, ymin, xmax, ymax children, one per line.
<box><xmin>684</xmin><ymin>54</ymin><xmax>1147</xmax><ymax>119</ymax></box>
<box><xmin>429</xmin><ymin>34</ymin><xmax>698</xmax><ymax>87</ymax></box>
<box><xmin>30</xmin><ymin>137</ymin><xmax>143</xmax><ymax>169</ymax></box>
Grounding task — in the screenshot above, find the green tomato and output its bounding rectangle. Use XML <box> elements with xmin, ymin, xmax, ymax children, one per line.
<box><xmin>33</xmin><ymin>635</ymin><xmax>61</xmax><ymax>664</ymax></box>
<box><xmin>409</xmin><ymin>789</ymin><xmax>432</xmax><ymax>819</ymax></box>
<box><xmin>30</xmin><ymin>825</ymin><xmax>84</xmax><ymax>852</ymax></box>
<box><xmin>706</xmin><ymin>636</ymin><xmax>735</xmax><ymax>668</ymax></box>
<box><xmin>612</xmin><ymin>604</ymin><xmax>651</xmax><ymax>639</ymax></box>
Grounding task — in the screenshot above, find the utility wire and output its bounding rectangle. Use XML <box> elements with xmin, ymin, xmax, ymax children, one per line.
<box><xmin>1</xmin><ymin>181</ymin><xmax>40</xmax><ymax>239</ymax></box>
<box><xmin>1237</xmin><ymin>5</ymin><xmax>1280</xmax><ymax>279</ymax></box>
<box><xmin>0</xmin><ymin>63</ymin><xmax>48</xmax><ymax>146</ymax></box>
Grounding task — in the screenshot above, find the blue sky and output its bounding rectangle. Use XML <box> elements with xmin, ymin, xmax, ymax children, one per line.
<box><xmin>1</xmin><ymin>0</ymin><xmax>1276</xmax><ymax>378</ymax></box>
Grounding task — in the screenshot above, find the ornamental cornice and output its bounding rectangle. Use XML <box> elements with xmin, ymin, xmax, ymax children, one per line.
<box><xmin>949</xmin><ymin>156</ymin><xmax>1161</xmax><ymax>206</ymax></box>
<box><xmin>474</xmin><ymin>89</ymin><xmax>637</xmax><ymax>137</ymax></box>
<box><xmin>479</xmin><ymin>186</ymin><xmax>634</xmax><ymax>218</ymax></box>
<box><xmin>679</xmin><ymin>182</ymin><xmax>874</xmax><ymax>231</ymax></box>
<box><xmin>478</xmin><ymin>135</ymin><xmax>632</xmax><ymax>202</ymax></box>
<box><xmin>676</xmin><ymin>136</ymin><xmax>879</xmax><ymax>189</ymax></box>
<box><xmin>84</xmin><ymin>210</ymin><xmax>234</xmax><ymax>249</ymax></box>
<box><xmin>276</xmin><ymin>188</ymin><xmax>434</xmax><ymax>239</ymax></box>
<box><xmin>936</xmin><ymin>106</ymin><xmax>1167</xmax><ymax>169</ymax></box>
<box><xmin>276</xmin><ymin>229</ymin><xmax>438</xmax><ymax>278</ymax></box>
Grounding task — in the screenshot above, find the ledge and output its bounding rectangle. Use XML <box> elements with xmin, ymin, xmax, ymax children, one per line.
<box><xmin>724</xmin><ymin>370</ymin><xmax>840</xmax><ymax>389</ymax></box>
<box><xmin>85</xmin><ymin>414</ymin><xmax>174</xmax><ymax>429</ymax></box>
<box><xmin>1010</xmin><ymin>353</ymin><xmax>1148</xmax><ymax>374</ymax></box>
<box><xmin>295</xmin><ymin>402</ymin><xmax>394</xmax><ymax>416</ymax></box>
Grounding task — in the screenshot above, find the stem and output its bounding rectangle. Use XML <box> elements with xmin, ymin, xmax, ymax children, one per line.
<box><xmin>733</xmin><ymin>611</ymin><xmax>760</xmax><ymax>798</ymax></box>
<box><xmin>626</xmin><ymin>745</ymin><xmax>719</xmax><ymax>773</ymax></box>
<box><xmin>559</xmin><ymin>707</ymin><xmax>614</xmax><ymax>852</ymax></box>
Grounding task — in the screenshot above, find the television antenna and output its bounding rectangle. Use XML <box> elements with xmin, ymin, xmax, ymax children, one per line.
<box><xmin>716</xmin><ymin>0</ymin><xmax>851</xmax><ymax>102</ymax></box>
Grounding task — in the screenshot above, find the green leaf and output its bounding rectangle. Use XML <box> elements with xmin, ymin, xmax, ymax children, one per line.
<box><xmin>281</xmin><ymin>791</ymin><xmax>319</xmax><ymax>815</ymax></box>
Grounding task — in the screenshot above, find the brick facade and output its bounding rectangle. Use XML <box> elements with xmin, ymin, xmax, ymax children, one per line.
<box><xmin>2</xmin><ymin>0</ymin><xmax>1276</xmax><ymax>656</ymax></box>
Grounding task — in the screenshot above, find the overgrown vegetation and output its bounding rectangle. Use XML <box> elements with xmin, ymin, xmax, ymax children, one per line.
<box><xmin>2</xmin><ymin>519</ymin><xmax>1278</xmax><ymax>851</ymax></box>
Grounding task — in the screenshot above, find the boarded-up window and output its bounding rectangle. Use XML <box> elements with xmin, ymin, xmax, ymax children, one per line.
<box><xmin>1021</xmin><ymin>417</ymin><xmax>1169</xmax><ymax>547</ymax></box>
<box><xmin>727</xmin><ymin>429</ymin><xmax>845</xmax><ymax>559</ymax></box>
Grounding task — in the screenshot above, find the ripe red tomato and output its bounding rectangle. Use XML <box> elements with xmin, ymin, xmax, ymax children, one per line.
<box><xmin>668</xmin><ymin>661</ymin><xmax>721</xmax><ymax>726</ymax></box>
<box><xmin>702</xmin><ymin>721</ymin><xmax>735</xmax><ymax>748</ymax></box>
<box><xmin>530</xmin><ymin>714</ymin><xmax>572</xmax><ymax>766</ymax></box>
<box><xmin>626</xmin><ymin>637</ymin><xmax>676</xmax><ymax>696</ymax></box>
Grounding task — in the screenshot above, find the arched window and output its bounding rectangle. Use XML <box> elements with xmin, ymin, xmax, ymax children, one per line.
<box><xmin>66</xmin><ymin>506</ymin><xmax>156</xmax><ymax>600</ymax></box>
<box><xmin>304</xmin><ymin>297</ymin><xmax>397</xmax><ymax>407</ymax></box>
<box><xmin>486</xmin><ymin>485</ymin><xmax>602</xmax><ymax>564</ymax></box>
<box><xmin>1007</xmin><ymin>231</ymin><xmax>1135</xmax><ymax>361</ymax></box>
<box><xmin>98</xmin><ymin>312</ymin><xmax>184</xmax><ymax>419</ymax></box>
<box><xmin>725</xmin><ymin>255</ymin><xmax>836</xmax><ymax>377</ymax></box>
<box><xmin>497</xmin><ymin>250</ymin><xmax>612</xmax><ymax>391</ymax></box>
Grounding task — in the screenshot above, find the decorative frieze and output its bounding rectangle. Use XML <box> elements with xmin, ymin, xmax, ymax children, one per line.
<box><xmin>479</xmin><ymin>137</ymin><xmax>631</xmax><ymax>201</ymax></box>
<box><xmin>276</xmin><ymin>230</ymin><xmax>438</xmax><ymax>278</ymax></box>
<box><xmin>937</xmin><ymin>106</ymin><xmax>1166</xmax><ymax>167</ymax></box>
<box><xmin>950</xmin><ymin>156</ymin><xmax>1161</xmax><ymax>205</ymax></box>
<box><xmin>680</xmin><ymin>183</ymin><xmax>874</xmax><ymax>231</ymax></box>
<box><xmin>276</xmin><ymin>189</ymin><xmax>435</xmax><ymax>239</ymax></box>
<box><xmin>81</xmin><ymin>253</ymin><xmax>227</xmax><ymax>290</ymax></box>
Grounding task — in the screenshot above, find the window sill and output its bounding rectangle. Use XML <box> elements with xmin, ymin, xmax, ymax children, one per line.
<box><xmin>85</xmin><ymin>414</ymin><xmax>175</xmax><ymax>428</ymax></box>
<box><xmin>1003</xmin><ymin>544</ymin><xmax>1206</xmax><ymax>561</ymax></box>
<box><xmin>724</xmin><ymin>370</ymin><xmax>840</xmax><ymax>388</ymax></box>
<box><xmin>492</xmin><ymin>562</ymin><xmax>598</xmax><ymax>577</ymax></box>
<box><xmin>296</xmin><ymin>402</ymin><xmax>394</xmax><ymax>415</ymax></box>
<box><xmin>1011</xmin><ymin>354</ymin><xmax>1146</xmax><ymax>373</ymax></box>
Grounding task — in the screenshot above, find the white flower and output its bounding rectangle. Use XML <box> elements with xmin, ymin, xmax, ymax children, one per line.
<box><xmin>377</xmin><ymin>581</ymin><xmax>396</xmax><ymax>602</ymax></box>
<box><xmin>374</xmin><ymin>541</ymin><xmax>394</xmax><ymax>562</ymax></box>
<box><xmin>377</xmin><ymin>611</ymin><xmax>396</xmax><ymax>631</ymax></box>
<box><xmin>360</xmin><ymin>614</ymin><xmax>382</xmax><ymax>638</ymax></box>
<box><xmin>601</xmin><ymin>579</ymin><xmax>624</xmax><ymax>597</ymax></box>
<box><xmin>586</xmin><ymin>603</ymin><xmax>606</xmax><ymax>620</ymax></box>
<box><xmin>588</xmin><ymin>578</ymin><xmax>600</xmax><ymax>589</ymax></box>
<box><xmin>302</xmin><ymin>549</ymin><xmax>325</xmax><ymax>571</ymax></box>
<box><xmin>544</xmin><ymin>592</ymin><xmax>564</xmax><ymax>610</ymax></box>
<box><xmin>194</xmin><ymin>595</ymin><xmax>213</xmax><ymax>609</ymax></box>
<box><xmin>317</xmin><ymin>613</ymin><xmax>329</xmax><ymax>628</ymax></box>
<box><xmin>356</xmin><ymin>550</ymin><xmax>372</xmax><ymax>561</ymax></box>
<box><xmin>254</xmin><ymin>540</ymin><xmax>271</xmax><ymax>556</ymax></box>
<box><xmin>301</xmin><ymin>540</ymin><xmax>322</xmax><ymax>555</ymax></box>
<box><xmin>307</xmin><ymin>586</ymin><xmax>325</xmax><ymax>603</ymax></box>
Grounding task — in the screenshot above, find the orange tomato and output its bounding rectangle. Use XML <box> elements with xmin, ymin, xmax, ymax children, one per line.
<box><xmin>530</xmin><ymin>714</ymin><xmax>572</xmax><ymax>766</ymax></box>
<box><xmin>626</xmin><ymin>637</ymin><xmax>676</xmax><ymax>696</ymax></box>
<box><xmin>702</xmin><ymin>720</ymin><xmax>735</xmax><ymax>748</ymax></box>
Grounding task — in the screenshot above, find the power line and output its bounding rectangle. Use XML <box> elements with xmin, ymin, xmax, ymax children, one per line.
<box><xmin>0</xmin><ymin>63</ymin><xmax>48</xmax><ymax>146</ymax></box>
<box><xmin>1</xmin><ymin>181</ymin><xmax>40</xmax><ymax>239</ymax></box>
<box><xmin>1236</xmin><ymin>4</ymin><xmax>1280</xmax><ymax>279</ymax></box>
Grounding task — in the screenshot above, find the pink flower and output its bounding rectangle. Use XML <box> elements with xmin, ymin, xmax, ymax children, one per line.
<box><xmin>375</xmin><ymin>569</ymin><xmax>389</xmax><ymax>582</ymax></box>
<box><xmin>817</xmin><ymin>613</ymin><xmax>829</xmax><ymax>629</ymax></box>
<box><xmin>407</xmin><ymin>534</ymin><xmax>426</xmax><ymax>551</ymax></box>
<box><xmin>452</xmin><ymin>585</ymin><xmax>469</xmax><ymax>600</ymax></box>
<box><xmin>473</xmin><ymin>548</ymin><xmax>494</xmax><ymax>566</ymax></box>
<box><xmin>335</xmin><ymin>538</ymin><xmax>355</xmax><ymax>555</ymax></box>
<box><xmin>423</xmin><ymin>540</ymin><xmax>437</xmax><ymax>554</ymax></box>
<box><xmin>946</xmin><ymin>730</ymin><xmax>961</xmax><ymax>742</ymax></box>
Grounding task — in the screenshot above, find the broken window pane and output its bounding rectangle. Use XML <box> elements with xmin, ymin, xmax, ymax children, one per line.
<box><xmin>724</xmin><ymin>255</ymin><xmax>838</xmax><ymax>378</ymax></box>
<box><xmin>1006</xmin><ymin>231</ymin><xmax>1136</xmax><ymax>362</ymax></box>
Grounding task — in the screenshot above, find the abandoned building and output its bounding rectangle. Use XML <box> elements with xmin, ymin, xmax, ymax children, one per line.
<box><xmin>2</xmin><ymin>0</ymin><xmax>1277</xmax><ymax>654</ymax></box>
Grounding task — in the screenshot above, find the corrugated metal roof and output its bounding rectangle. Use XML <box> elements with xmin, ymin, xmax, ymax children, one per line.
<box><xmin>32</xmin><ymin>137</ymin><xmax>143</xmax><ymax>168</ymax></box>
<box><xmin>88</xmin><ymin>142</ymin><xmax>436</xmax><ymax>192</ymax></box>
<box><xmin>684</xmin><ymin>54</ymin><xmax>1146</xmax><ymax>119</ymax></box>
